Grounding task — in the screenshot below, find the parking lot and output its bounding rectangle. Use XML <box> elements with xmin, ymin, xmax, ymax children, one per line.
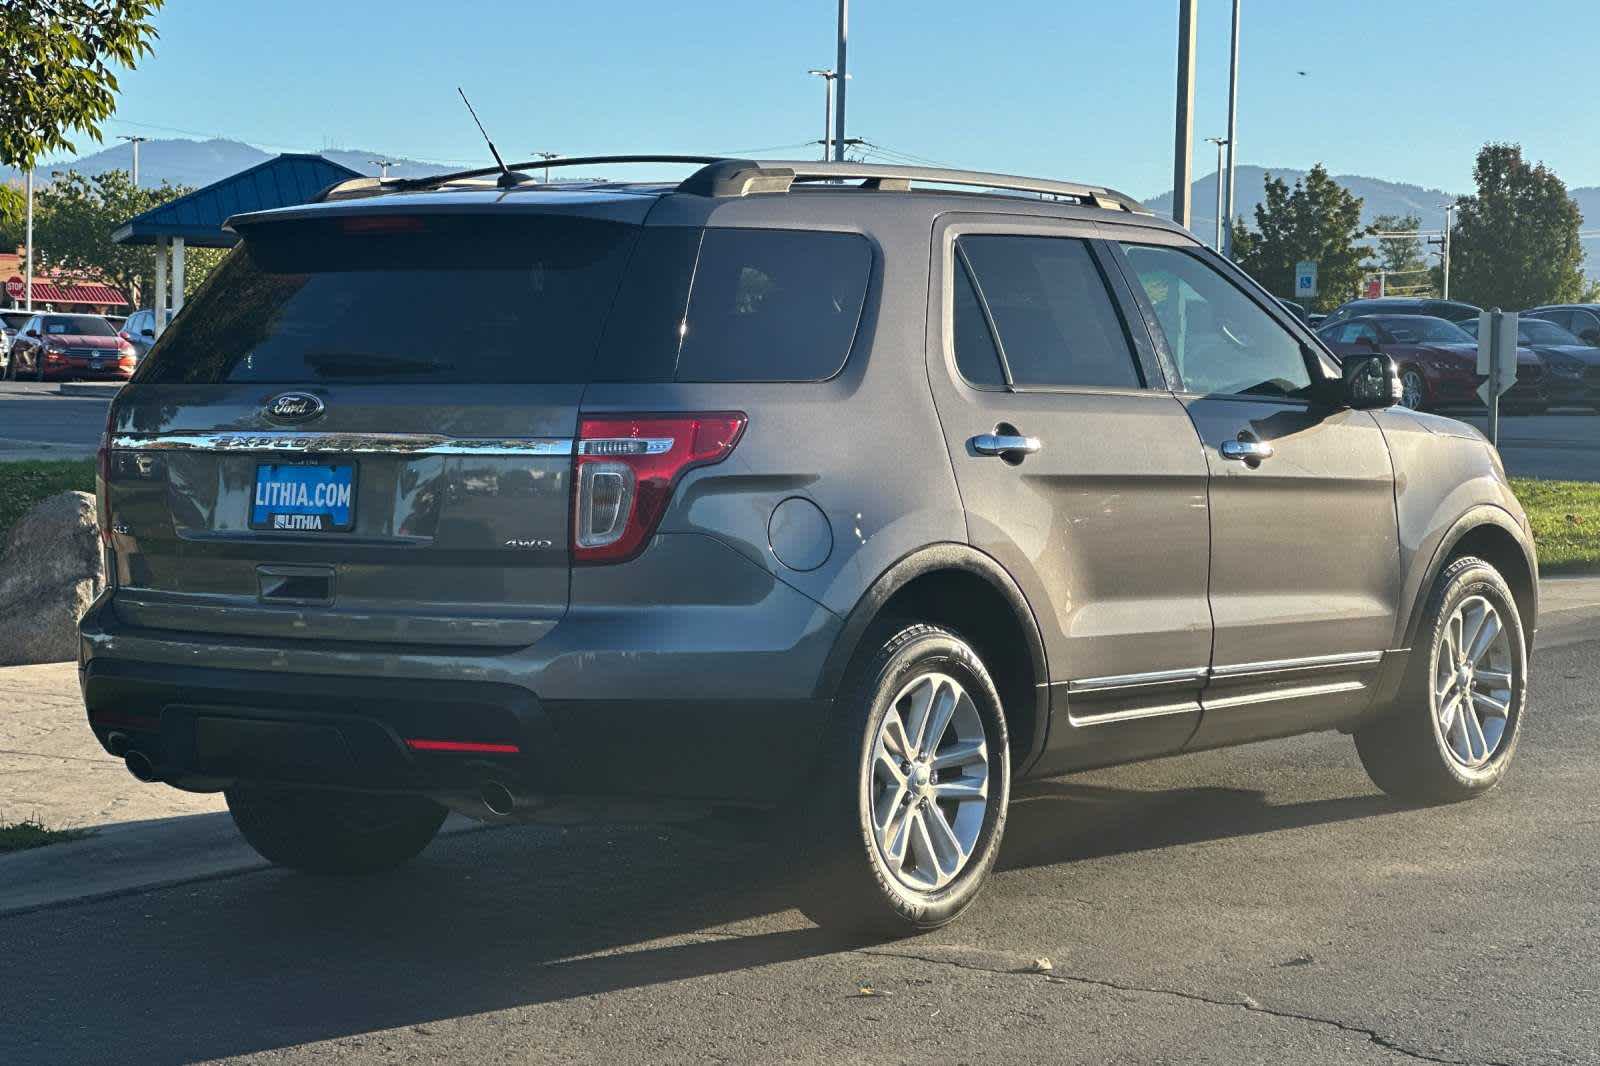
<box><xmin>3</xmin><ymin>614</ymin><xmax>1597</xmax><ymax>1065</ymax></box>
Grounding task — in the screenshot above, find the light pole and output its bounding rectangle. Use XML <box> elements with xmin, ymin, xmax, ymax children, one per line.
<box><xmin>1206</xmin><ymin>137</ymin><xmax>1228</xmax><ymax>251</ymax></box>
<box><xmin>533</xmin><ymin>152</ymin><xmax>560</xmax><ymax>183</ymax></box>
<box><xmin>23</xmin><ymin>167</ymin><xmax>33</xmax><ymax>312</ymax></box>
<box><xmin>1441</xmin><ymin>202</ymin><xmax>1455</xmax><ymax>299</ymax></box>
<box><xmin>368</xmin><ymin>159</ymin><xmax>395</xmax><ymax>179</ymax></box>
<box><xmin>1222</xmin><ymin>0</ymin><xmax>1240</xmax><ymax>257</ymax></box>
<box><xmin>833</xmin><ymin>0</ymin><xmax>849</xmax><ymax>162</ymax></box>
<box><xmin>119</xmin><ymin>135</ymin><xmax>147</xmax><ymax>187</ymax></box>
<box><xmin>1171</xmin><ymin>0</ymin><xmax>1198</xmax><ymax>228</ymax></box>
<box><xmin>808</xmin><ymin>69</ymin><xmax>835</xmax><ymax>162</ymax></box>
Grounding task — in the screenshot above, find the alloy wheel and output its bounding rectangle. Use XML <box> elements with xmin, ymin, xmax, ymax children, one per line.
<box><xmin>867</xmin><ymin>671</ymin><xmax>991</xmax><ymax>892</ymax></box>
<box><xmin>1434</xmin><ymin>595</ymin><xmax>1515</xmax><ymax>769</ymax></box>
<box><xmin>1400</xmin><ymin>369</ymin><xmax>1426</xmax><ymax>410</ymax></box>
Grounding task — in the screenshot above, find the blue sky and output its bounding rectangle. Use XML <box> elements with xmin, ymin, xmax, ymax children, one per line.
<box><xmin>94</xmin><ymin>0</ymin><xmax>1598</xmax><ymax>198</ymax></box>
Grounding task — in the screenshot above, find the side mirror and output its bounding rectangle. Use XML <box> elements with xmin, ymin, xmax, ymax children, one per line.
<box><xmin>1342</xmin><ymin>354</ymin><xmax>1402</xmax><ymax>410</ymax></box>
<box><xmin>140</xmin><ymin>328</ymin><xmax>154</xmax><ymax>338</ymax></box>
<box><xmin>1355</xmin><ymin>335</ymin><xmax>1379</xmax><ymax>351</ymax></box>
<box><xmin>1582</xmin><ymin>329</ymin><xmax>1600</xmax><ymax>346</ymax></box>
<box><xmin>24</xmin><ymin>329</ymin><xmax>38</xmax><ymax>338</ymax></box>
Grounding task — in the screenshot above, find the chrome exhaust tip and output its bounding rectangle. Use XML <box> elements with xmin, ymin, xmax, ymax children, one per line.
<box><xmin>479</xmin><ymin>780</ymin><xmax>518</xmax><ymax>817</ymax></box>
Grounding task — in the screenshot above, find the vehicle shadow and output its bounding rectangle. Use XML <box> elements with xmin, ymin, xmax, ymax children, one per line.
<box><xmin>3</xmin><ymin>776</ymin><xmax>1402</xmax><ymax>1065</ymax></box>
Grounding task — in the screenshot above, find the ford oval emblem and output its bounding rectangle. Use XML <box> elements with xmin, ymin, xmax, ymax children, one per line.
<box><xmin>265</xmin><ymin>392</ymin><xmax>324</xmax><ymax>423</ymax></box>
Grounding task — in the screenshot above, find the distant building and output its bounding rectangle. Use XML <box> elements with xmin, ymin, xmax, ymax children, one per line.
<box><xmin>0</xmin><ymin>252</ymin><xmax>128</xmax><ymax>314</ymax></box>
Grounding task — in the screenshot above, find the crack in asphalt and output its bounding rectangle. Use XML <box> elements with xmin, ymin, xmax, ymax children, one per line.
<box><xmin>855</xmin><ymin>946</ymin><xmax>1514</xmax><ymax>1066</ymax></box>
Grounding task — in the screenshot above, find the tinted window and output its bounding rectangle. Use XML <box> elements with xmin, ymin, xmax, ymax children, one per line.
<box><xmin>0</xmin><ymin>312</ymin><xmax>30</xmax><ymax>330</ymax></box>
<box><xmin>951</xmin><ymin>256</ymin><xmax>1004</xmax><ymax>386</ymax></box>
<box><xmin>1518</xmin><ymin>318</ymin><xmax>1582</xmax><ymax>345</ymax></box>
<box><xmin>43</xmin><ymin>314</ymin><xmax>115</xmax><ymax>336</ymax></box>
<box><xmin>957</xmin><ymin>235</ymin><xmax>1141</xmax><ymax>388</ymax></box>
<box><xmin>1121</xmin><ymin>244</ymin><xmax>1312</xmax><ymax>398</ymax></box>
<box><xmin>1529</xmin><ymin>309</ymin><xmax>1572</xmax><ymax>331</ymax></box>
<box><xmin>136</xmin><ymin>215</ymin><xmax>638</xmax><ymax>385</ymax></box>
<box><xmin>1374</xmin><ymin>316</ymin><xmax>1472</xmax><ymax>343</ymax></box>
<box><xmin>1574</xmin><ymin>310</ymin><xmax>1600</xmax><ymax>338</ymax></box>
<box><xmin>674</xmin><ymin>229</ymin><xmax>870</xmax><ymax>382</ymax></box>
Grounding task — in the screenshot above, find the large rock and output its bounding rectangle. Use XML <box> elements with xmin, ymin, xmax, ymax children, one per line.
<box><xmin>0</xmin><ymin>491</ymin><xmax>105</xmax><ymax>666</ymax></box>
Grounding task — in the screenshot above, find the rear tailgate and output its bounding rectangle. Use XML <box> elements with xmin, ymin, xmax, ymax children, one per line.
<box><xmin>103</xmin><ymin>208</ymin><xmax>644</xmax><ymax>647</ymax></box>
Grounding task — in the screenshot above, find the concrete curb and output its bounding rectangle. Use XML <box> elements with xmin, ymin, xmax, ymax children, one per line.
<box><xmin>0</xmin><ymin>812</ymin><xmax>485</xmax><ymax>918</ymax></box>
<box><xmin>56</xmin><ymin>382</ymin><xmax>123</xmax><ymax>398</ymax></box>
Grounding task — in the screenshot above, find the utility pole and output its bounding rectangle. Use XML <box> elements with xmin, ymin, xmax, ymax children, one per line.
<box><xmin>833</xmin><ymin>0</ymin><xmax>849</xmax><ymax>162</ymax></box>
<box><xmin>23</xmin><ymin>168</ymin><xmax>33</xmax><ymax>312</ymax></box>
<box><xmin>1222</xmin><ymin>0</ymin><xmax>1240</xmax><ymax>257</ymax></box>
<box><xmin>808</xmin><ymin>69</ymin><xmax>836</xmax><ymax>161</ymax></box>
<box><xmin>533</xmin><ymin>152</ymin><xmax>560</xmax><ymax>183</ymax></box>
<box><xmin>119</xmin><ymin>135</ymin><xmax>148</xmax><ymax>186</ymax></box>
<box><xmin>368</xmin><ymin>159</ymin><xmax>395</xmax><ymax>179</ymax></box>
<box><xmin>1171</xmin><ymin>0</ymin><xmax>1198</xmax><ymax>229</ymax></box>
<box><xmin>1206</xmin><ymin>137</ymin><xmax>1228</xmax><ymax>251</ymax></box>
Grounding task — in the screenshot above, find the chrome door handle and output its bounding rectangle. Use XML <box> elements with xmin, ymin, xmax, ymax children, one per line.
<box><xmin>971</xmin><ymin>433</ymin><xmax>1041</xmax><ymax>457</ymax></box>
<box><xmin>1218</xmin><ymin>439</ymin><xmax>1274</xmax><ymax>462</ymax></box>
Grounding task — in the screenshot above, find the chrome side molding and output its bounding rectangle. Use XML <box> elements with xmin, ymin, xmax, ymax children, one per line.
<box><xmin>1069</xmin><ymin>651</ymin><xmax>1383</xmax><ymax>697</ymax></box>
<box><xmin>110</xmin><ymin>432</ymin><xmax>574</xmax><ymax>457</ymax></box>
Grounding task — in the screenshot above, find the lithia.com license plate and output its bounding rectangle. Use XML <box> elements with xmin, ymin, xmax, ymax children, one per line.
<box><xmin>250</xmin><ymin>462</ymin><xmax>356</xmax><ymax>531</ymax></box>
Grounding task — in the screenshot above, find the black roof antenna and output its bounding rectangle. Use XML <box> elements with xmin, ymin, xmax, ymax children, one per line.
<box><xmin>456</xmin><ymin>87</ymin><xmax>530</xmax><ymax>189</ymax></box>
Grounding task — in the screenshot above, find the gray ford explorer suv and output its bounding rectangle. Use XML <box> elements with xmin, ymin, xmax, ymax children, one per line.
<box><xmin>81</xmin><ymin>156</ymin><xmax>1538</xmax><ymax>936</ymax></box>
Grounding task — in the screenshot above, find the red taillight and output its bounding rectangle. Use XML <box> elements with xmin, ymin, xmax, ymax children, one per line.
<box><xmin>340</xmin><ymin>215</ymin><xmax>426</xmax><ymax>235</ymax></box>
<box><xmin>572</xmin><ymin>413</ymin><xmax>746</xmax><ymax>564</ymax></box>
<box><xmin>96</xmin><ymin>404</ymin><xmax>114</xmax><ymax>545</ymax></box>
<box><xmin>404</xmin><ymin>739</ymin><xmax>521</xmax><ymax>754</ymax></box>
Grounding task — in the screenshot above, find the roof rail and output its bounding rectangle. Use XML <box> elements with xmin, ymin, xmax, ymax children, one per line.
<box><xmin>313</xmin><ymin>154</ymin><xmax>1148</xmax><ymax>214</ymax></box>
<box><xmin>678</xmin><ymin>160</ymin><xmax>1148</xmax><ymax>213</ymax></box>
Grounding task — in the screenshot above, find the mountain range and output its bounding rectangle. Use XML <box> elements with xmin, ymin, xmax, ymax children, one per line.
<box><xmin>5</xmin><ymin>138</ymin><xmax>1598</xmax><ymax>277</ymax></box>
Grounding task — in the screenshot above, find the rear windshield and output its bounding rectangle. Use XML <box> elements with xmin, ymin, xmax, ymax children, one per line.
<box><xmin>135</xmin><ymin>215</ymin><xmax>638</xmax><ymax>385</ymax></box>
<box><xmin>136</xmin><ymin>217</ymin><xmax>872</xmax><ymax>386</ymax></box>
<box><xmin>595</xmin><ymin>226</ymin><xmax>872</xmax><ymax>383</ymax></box>
<box><xmin>43</xmin><ymin>315</ymin><xmax>116</xmax><ymax>336</ymax></box>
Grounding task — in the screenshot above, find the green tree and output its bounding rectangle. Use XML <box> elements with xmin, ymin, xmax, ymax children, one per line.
<box><xmin>1370</xmin><ymin>212</ymin><xmax>1433</xmax><ymax>296</ymax></box>
<box><xmin>1449</xmin><ymin>143</ymin><xmax>1590</xmax><ymax>310</ymax></box>
<box><xmin>33</xmin><ymin>168</ymin><xmax>225</xmax><ymax>305</ymax></box>
<box><xmin>1230</xmin><ymin>164</ymin><xmax>1371</xmax><ymax>312</ymax></box>
<box><xmin>0</xmin><ymin>1</ymin><xmax>164</xmax><ymax>170</ymax></box>
<box><xmin>0</xmin><ymin>182</ymin><xmax>25</xmax><ymax>251</ymax></box>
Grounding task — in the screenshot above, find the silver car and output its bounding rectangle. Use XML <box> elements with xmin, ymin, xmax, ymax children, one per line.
<box><xmin>82</xmin><ymin>156</ymin><xmax>1538</xmax><ymax>936</ymax></box>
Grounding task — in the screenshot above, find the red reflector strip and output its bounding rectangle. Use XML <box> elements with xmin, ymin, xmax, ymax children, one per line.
<box><xmin>404</xmin><ymin>739</ymin><xmax>521</xmax><ymax>754</ymax></box>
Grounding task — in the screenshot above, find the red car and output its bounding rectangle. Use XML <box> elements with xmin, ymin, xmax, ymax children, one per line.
<box><xmin>1317</xmin><ymin>314</ymin><xmax>1546</xmax><ymax>412</ymax></box>
<box><xmin>3</xmin><ymin>313</ymin><xmax>138</xmax><ymax>382</ymax></box>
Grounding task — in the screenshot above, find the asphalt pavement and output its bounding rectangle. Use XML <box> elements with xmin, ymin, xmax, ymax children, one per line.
<box><xmin>3</xmin><ymin>628</ymin><xmax>1597</xmax><ymax>1065</ymax></box>
<box><xmin>2</xmin><ymin>380</ymin><xmax>1595</xmax><ymax>479</ymax></box>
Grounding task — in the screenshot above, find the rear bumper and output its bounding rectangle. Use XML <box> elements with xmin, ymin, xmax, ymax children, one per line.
<box><xmin>77</xmin><ymin>575</ymin><xmax>841</xmax><ymax>805</ymax></box>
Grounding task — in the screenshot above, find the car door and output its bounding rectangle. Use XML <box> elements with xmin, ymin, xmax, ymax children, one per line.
<box><xmin>925</xmin><ymin>217</ymin><xmax>1213</xmax><ymax>773</ymax></box>
<box><xmin>1108</xmin><ymin>236</ymin><xmax>1401</xmax><ymax>749</ymax></box>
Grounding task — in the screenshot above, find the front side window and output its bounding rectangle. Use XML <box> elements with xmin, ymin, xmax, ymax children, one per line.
<box><xmin>1120</xmin><ymin>244</ymin><xmax>1313</xmax><ymax>399</ymax></box>
<box><xmin>956</xmin><ymin>235</ymin><xmax>1142</xmax><ymax>389</ymax></box>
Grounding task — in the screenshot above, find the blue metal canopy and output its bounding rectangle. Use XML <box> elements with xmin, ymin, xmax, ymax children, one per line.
<box><xmin>111</xmin><ymin>153</ymin><xmax>362</xmax><ymax>248</ymax></box>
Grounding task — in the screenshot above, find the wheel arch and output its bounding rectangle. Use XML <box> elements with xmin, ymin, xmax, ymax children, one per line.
<box><xmin>815</xmin><ymin>543</ymin><xmax>1051</xmax><ymax>774</ymax></box>
<box><xmin>1403</xmin><ymin>505</ymin><xmax>1538</xmax><ymax>653</ymax></box>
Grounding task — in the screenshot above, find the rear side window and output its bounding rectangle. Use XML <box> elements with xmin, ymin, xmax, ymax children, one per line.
<box><xmin>951</xmin><ymin>256</ymin><xmax>1005</xmax><ymax>386</ymax></box>
<box><xmin>136</xmin><ymin>215</ymin><xmax>639</xmax><ymax>385</ymax></box>
<box><xmin>956</xmin><ymin>235</ymin><xmax>1142</xmax><ymax>389</ymax></box>
<box><xmin>595</xmin><ymin>227</ymin><xmax>871</xmax><ymax>383</ymax></box>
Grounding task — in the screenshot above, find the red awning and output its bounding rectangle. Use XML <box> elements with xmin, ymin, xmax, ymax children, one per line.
<box><xmin>4</xmin><ymin>277</ymin><xmax>129</xmax><ymax>307</ymax></box>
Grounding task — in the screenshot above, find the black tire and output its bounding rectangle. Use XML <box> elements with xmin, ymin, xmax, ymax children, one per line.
<box><xmin>797</xmin><ymin>623</ymin><xmax>1010</xmax><ymax>938</ymax></box>
<box><xmin>226</xmin><ymin>785</ymin><xmax>447</xmax><ymax>874</ymax></box>
<box><xmin>1354</xmin><ymin>556</ymin><xmax>1527</xmax><ymax>803</ymax></box>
